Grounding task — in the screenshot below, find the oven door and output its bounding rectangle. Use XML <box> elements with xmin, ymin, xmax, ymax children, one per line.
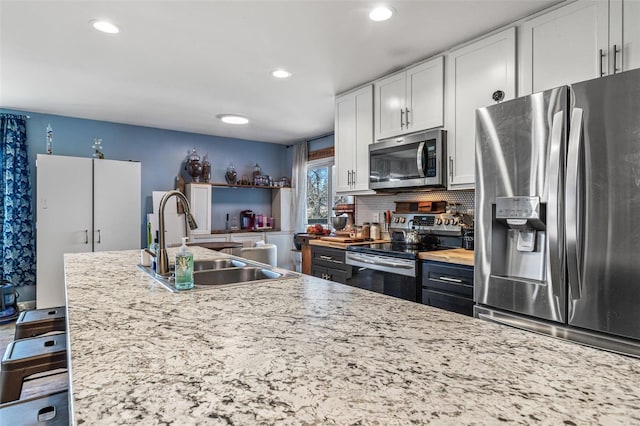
<box><xmin>345</xmin><ymin>252</ymin><xmax>419</xmax><ymax>302</ymax></box>
<box><xmin>369</xmin><ymin>129</ymin><xmax>445</xmax><ymax>190</ymax></box>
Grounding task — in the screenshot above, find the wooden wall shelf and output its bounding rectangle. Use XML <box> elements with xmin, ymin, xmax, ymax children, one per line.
<box><xmin>208</xmin><ymin>183</ymin><xmax>290</xmax><ymax>190</ymax></box>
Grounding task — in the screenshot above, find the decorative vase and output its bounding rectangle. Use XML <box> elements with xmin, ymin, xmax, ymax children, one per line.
<box><xmin>185</xmin><ymin>148</ymin><xmax>202</xmax><ymax>182</ymax></box>
<box><xmin>201</xmin><ymin>155</ymin><xmax>211</xmax><ymax>183</ymax></box>
<box><xmin>225</xmin><ymin>164</ymin><xmax>237</xmax><ymax>184</ymax></box>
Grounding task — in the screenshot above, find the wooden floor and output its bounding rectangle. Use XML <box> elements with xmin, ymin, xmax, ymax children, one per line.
<box><xmin>0</xmin><ymin>319</ymin><xmax>68</xmax><ymax>402</ymax></box>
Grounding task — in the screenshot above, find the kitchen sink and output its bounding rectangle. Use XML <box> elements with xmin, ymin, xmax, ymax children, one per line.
<box><xmin>193</xmin><ymin>259</ymin><xmax>246</xmax><ymax>271</ymax></box>
<box><xmin>194</xmin><ymin>267</ymin><xmax>282</xmax><ymax>286</ymax></box>
<box><xmin>138</xmin><ymin>257</ymin><xmax>299</xmax><ymax>292</ymax></box>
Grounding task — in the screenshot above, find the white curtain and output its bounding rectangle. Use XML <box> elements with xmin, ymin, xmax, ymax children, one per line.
<box><xmin>292</xmin><ymin>141</ymin><xmax>308</xmax><ymax>232</ymax></box>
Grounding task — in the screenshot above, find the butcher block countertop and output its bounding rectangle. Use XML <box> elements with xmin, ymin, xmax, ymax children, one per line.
<box><xmin>419</xmin><ymin>248</ymin><xmax>475</xmax><ymax>266</ymax></box>
<box><xmin>308</xmin><ymin>238</ymin><xmax>386</xmax><ymax>249</ymax></box>
<box><xmin>63</xmin><ymin>248</ymin><xmax>640</xmax><ymax>424</ymax></box>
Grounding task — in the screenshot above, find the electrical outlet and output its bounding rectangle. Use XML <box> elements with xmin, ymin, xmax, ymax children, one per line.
<box><xmin>372</xmin><ymin>213</ymin><xmax>380</xmax><ymax>223</ymax></box>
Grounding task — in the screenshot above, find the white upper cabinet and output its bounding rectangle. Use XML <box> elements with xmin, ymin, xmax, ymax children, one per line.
<box><xmin>520</xmin><ymin>0</ymin><xmax>640</xmax><ymax>95</ymax></box>
<box><xmin>374</xmin><ymin>56</ymin><xmax>444</xmax><ymax>140</ymax></box>
<box><xmin>335</xmin><ymin>84</ymin><xmax>374</xmax><ymax>194</ymax></box>
<box><xmin>446</xmin><ymin>27</ymin><xmax>516</xmax><ymax>189</ymax></box>
<box><xmin>186</xmin><ymin>183</ymin><xmax>212</xmax><ymax>235</ymax></box>
<box><xmin>610</xmin><ymin>0</ymin><xmax>640</xmax><ymax>73</ymax></box>
<box><xmin>520</xmin><ymin>1</ymin><xmax>608</xmax><ymax>95</ymax></box>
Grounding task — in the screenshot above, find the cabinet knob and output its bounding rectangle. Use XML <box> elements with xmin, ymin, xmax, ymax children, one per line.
<box><xmin>492</xmin><ymin>90</ymin><xmax>505</xmax><ymax>103</ymax></box>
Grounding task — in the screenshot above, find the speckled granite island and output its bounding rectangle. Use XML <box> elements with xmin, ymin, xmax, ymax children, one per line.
<box><xmin>64</xmin><ymin>247</ymin><xmax>640</xmax><ymax>425</ymax></box>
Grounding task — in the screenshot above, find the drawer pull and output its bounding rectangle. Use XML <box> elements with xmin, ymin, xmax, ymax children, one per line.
<box><xmin>439</xmin><ymin>276</ymin><xmax>463</xmax><ymax>283</ymax></box>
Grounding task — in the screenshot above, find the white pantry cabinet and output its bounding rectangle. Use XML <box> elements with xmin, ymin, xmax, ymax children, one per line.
<box><xmin>374</xmin><ymin>56</ymin><xmax>444</xmax><ymax>140</ymax></box>
<box><xmin>519</xmin><ymin>0</ymin><xmax>640</xmax><ymax>95</ymax></box>
<box><xmin>186</xmin><ymin>183</ymin><xmax>211</xmax><ymax>235</ymax></box>
<box><xmin>446</xmin><ymin>27</ymin><xmax>516</xmax><ymax>189</ymax></box>
<box><xmin>36</xmin><ymin>155</ymin><xmax>141</xmax><ymax>308</ymax></box>
<box><xmin>335</xmin><ymin>85</ymin><xmax>374</xmax><ymax>194</ymax></box>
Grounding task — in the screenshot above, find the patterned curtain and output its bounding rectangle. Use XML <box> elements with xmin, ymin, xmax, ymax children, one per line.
<box><xmin>0</xmin><ymin>114</ymin><xmax>35</xmax><ymax>286</ymax></box>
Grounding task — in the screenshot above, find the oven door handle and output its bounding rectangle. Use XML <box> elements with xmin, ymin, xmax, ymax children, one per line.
<box><xmin>348</xmin><ymin>254</ymin><xmax>412</xmax><ymax>269</ymax></box>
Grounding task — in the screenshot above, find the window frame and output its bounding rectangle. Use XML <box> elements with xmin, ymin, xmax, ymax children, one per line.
<box><xmin>306</xmin><ymin>157</ymin><xmax>334</xmax><ymax>226</ymax></box>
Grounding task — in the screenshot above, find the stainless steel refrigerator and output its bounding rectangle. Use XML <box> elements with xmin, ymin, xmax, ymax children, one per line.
<box><xmin>474</xmin><ymin>68</ymin><xmax>640</xmax><ymax>357</ymax></box>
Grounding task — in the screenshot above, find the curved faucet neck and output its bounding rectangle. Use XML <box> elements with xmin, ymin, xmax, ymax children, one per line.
<box><xmin>157</xmin><ymin>190</ymin><xmax>193</xmax><ymax>276</ymax></box>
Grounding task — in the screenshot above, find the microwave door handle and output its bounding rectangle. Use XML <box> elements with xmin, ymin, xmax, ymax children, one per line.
<box><xmin>566</xmin><ymin>107</ymin><xmax>583</xmax><ymax>300</ymax></box>
<box><xmin>416</xmin><ymin>141</ymin><xmax>426</xmax><ymax>177</ymax></box>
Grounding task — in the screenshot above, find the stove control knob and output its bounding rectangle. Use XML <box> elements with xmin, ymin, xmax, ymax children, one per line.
<box><xmin>400</xmin><ymin>217</ymin><xmax>406</xmax><ymax>223</ymax></box>
<box><xmin>436</xmin><ymin>218</ymin><xmax>443</xmax><ymax>225</ymax></box>
<box><xmin>393</xmin><ymin>217</ymin><xmax>399</xmax><ymax>223</ymax></box>
<box><xmin>452</xmin><ymin>217</ymin><xmax>460</xmax><ymax>225</ymax></box>
<box><xmin>444</xmin><ymin>218</ymin><xmax>451</xmax><ymax>225</ymax></box>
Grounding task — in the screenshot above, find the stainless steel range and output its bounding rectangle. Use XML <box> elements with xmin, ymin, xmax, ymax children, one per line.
<box><xmin>345</xmin><ymin>213</ymin><xmax>462</xmax><ymax>302</ymax></box>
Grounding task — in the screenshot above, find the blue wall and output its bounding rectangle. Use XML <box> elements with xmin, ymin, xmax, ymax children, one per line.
<box><xmin>308</xmin><ymin>134</ymin><xmax>334</xmax><ymax>151</ymax></box>
<box><xmin>1</xmin><ymin>109</ymin><xmax>292</xmax><ymax>247</ymax></box>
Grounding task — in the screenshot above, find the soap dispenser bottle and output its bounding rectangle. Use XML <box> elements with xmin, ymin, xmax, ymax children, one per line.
<box><xmin>174</xmin><ymin>237</ymin><xmax>194</xmax><ymax>290</ymax></box>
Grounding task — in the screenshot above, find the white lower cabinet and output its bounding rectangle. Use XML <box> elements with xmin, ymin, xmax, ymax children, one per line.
<box><xmin>36</xmin><ymin>155</ymin><xmax>141</xmax><ymax>308</ymax></box>
<box><xmin>265</xmin><ymin>231</ymin><xmax>295</xmax><ymax>270</ymax></box>
<box><xmin>446</xmin><ymin>27</ymin><xmax>516</xmax><ymax>189</ymax></box>
<box><xmin>229</xmin><ymin>232</ymin><xmax>266</xmax><ymax>246</ymax></box>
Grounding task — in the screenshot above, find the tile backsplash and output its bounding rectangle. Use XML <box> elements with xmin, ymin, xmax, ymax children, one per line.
<box><xmin>355</xmin><ymin>190</ymin><xmax>474</xmax><ymax>225</ymax></box>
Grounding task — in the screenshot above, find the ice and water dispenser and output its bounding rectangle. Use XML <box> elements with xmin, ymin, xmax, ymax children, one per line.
<box><xmin>490</xmin><ymin>196</ymin><xmax>547</xmax><ymax>283</ymax></box>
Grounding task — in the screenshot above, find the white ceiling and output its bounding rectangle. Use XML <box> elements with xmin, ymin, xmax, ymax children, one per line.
<box><xmin>0</xmin><ymin>0</ymin><xmax>561</xmax><ymax>144</ymax></box>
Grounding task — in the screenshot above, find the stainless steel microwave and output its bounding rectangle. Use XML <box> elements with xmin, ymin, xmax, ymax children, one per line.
<box><xmin>369</xmin><ymin>129</ymin><xmax>446</xmax><ymax>191</ymax></box>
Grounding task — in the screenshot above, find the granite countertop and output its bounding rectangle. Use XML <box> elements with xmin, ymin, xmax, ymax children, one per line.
<box><xmin>64</xmin><ymin>248</ymin><xmax>640</xmax><ymax>425</ymax></box>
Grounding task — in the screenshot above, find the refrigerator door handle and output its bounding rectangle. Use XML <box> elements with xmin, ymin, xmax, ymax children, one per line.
<box><xmin>547</xmin><ymin>110</ymin><xmax>564</xmax><ymax>297</ymax></box>
<box><xmin>566</xmin><ymin>107</ymin><xmax>583</xmax><ymax>299</ymax></box>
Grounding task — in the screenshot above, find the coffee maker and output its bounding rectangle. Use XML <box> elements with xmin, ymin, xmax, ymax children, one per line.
<box><xmin>240</xmin><ymin>210</ymin><xmax>254</xmax><ymax>230</ymax></box>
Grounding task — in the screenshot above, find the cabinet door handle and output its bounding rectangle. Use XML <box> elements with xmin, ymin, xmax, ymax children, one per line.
<box><xmin>449</xmin><ymin>156</ymin><xmax>454</xmax><ymax>178</ymax></box>
<box><xmin>599</xmin><ymin>48</ymin><xmax>606</xmax><ymax>77</ymax></box>
<box><xmin>84</xmin><ymin>229</ymin><xmax>89</xmax><ymax>244</ymax></box>
<box><xmin>439</xmin><ymin>276</ymin><xmax>463</xmax><ymax>283</ymax></box>
<box><xmin>405</xmin><ymin>107</ymin><xmax>410</xmax><ymax>127</ymax></box>
<box><xmin>613</xmin><ymin>44</ymin><xmax>620</xmax><ymax>74</ymax></box>
<box><xmin>96</xmin><ymin>229</ymin><xmax>101</xmax><ymax>244</ymax></box>
<box><xmin>400</xmin><ymin>108</ymin><xmax>405</xmax><ymax>128</ymax></box>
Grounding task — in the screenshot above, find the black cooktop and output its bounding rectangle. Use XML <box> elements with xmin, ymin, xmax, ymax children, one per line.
<box><xmin>347</xmin><ymin>241</ymin><xmax>448</xmax><ymax>260</ymax></box>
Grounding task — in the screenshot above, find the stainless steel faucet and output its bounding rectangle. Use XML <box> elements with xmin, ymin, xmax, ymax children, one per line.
<box><xmin>156</xmin><ymin>190</ymin><xmax>198</xmax><ymax>276</ymax></box>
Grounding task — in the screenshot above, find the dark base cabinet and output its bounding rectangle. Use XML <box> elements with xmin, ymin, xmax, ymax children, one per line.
<box><xmin>422</xmin><ymin>260</ymin><xmax>474</xmax><ymax>316</ymax></box>
<box><xmin>310</xmin><ymin>246</ymin><xmax>352</xmax><ymax>284</ymax></box>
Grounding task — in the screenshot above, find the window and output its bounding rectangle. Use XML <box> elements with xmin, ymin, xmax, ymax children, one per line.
<box><xmin>306</xmin><ymin>158</ymin><xmax>331</xmax><ymax>225</ymax></box>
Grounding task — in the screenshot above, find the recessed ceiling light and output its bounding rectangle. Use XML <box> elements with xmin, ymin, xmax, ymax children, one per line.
<box><xmin>218</xmin><ymin>115</ymin><xmax>249</xmax><ymax>125</ymax></box>
<box><xmin>369</xmin><ymin>6</ymin><xmax>394</xmax><ymax>22</ymax></box>
<box><xmin>91</xmin><ymin>20</ymin><xmax>120</xmax><ymax>34</ymax></box>
<box><xmin>272</xmin><ymin>69</ymin><xmax>292</xmax><ymax>79</ymax></box>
